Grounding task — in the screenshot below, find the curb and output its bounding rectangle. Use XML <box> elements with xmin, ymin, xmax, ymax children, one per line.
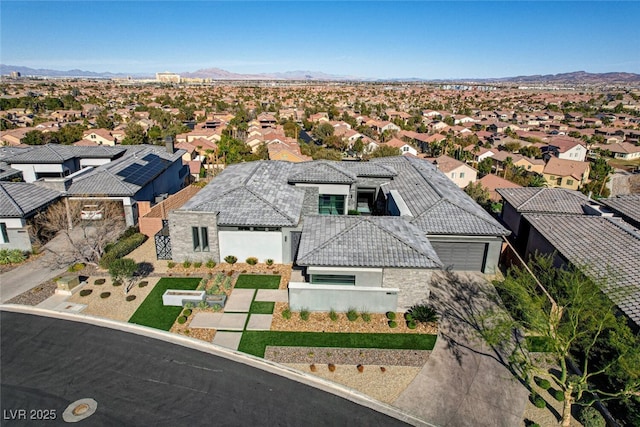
<box><xmin>0</xmin><ymin>304</ymin><xmax>437</xmax><ymax>427</ymax></box>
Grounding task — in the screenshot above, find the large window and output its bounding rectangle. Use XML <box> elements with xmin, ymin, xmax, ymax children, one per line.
<box><xmin>0</xmin><ymin>223</ymin><xmax>8</xmax><ymax>244</ymax></box>
<box><xmin>311</xmin><ymin>274</ymin><xmax>356</xmax><ymax>286</ymax></box>
<box><xmin>318</xmin><ymin>195</ymin><xmax>345</xmax><ymax>215</ymax></box>
<box><xmin>192</xmin><ymin>226</ymin><xmax>209</xmax><ymax>252</ymax></box>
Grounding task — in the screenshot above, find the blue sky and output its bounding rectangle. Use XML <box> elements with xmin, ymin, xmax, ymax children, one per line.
<box><xmin>1</xmin><ymin>1</ymin><xmax>639</xmax><ymax>79</ymax></box>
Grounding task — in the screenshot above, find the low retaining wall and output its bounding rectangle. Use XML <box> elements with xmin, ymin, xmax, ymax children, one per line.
<box><xmin>162</xmin><ymin>290</ymin><xmax>205</xmax><ymax>306</ymax></box>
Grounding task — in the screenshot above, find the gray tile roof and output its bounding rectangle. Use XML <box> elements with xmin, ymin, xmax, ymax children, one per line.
<box><xmin>524</xmin><ymin>213</ymin><xmax>640</xmax><ymax>327</ymax></box>
<box><xmin>66</xmin><ymin>146</ymin><xmax>185</xmax><ymax>197</ymax></box>
<box><xmin>297</xmin><ymin>215</ymin><xmax>443</xmax><ymax>268</ymax></box>
<box><xmin>340</xmin><ymin>162</ymin><xmax>398</xmax><ymax>177</ymax></box>
<box><xmin>497</xmin><ymin>187</ymin><xmax>590</xmax><ymax>214</ymax></box>
<box><xmin>182</xmin><ymin>161</ymin><xmax>305</xmax><ymax>227</ymax></box>
<box><xmin>3</xmin><ymin>144</ymin><xmax>125</xmax><ymax>164</ymax></box>
<box><xmin>600</xmin><ymin>195</ymin><xmax>640</xmax><ymax>226</ymax></box>
<box><xmin>288</xmin><ymin>161</ymin><xmax>357</xmax><ymax>183</ymax></box>
<box><xmin>374</xmin><ymin>156</ymin><xmax>510</xmax><ymax>236</ymax></box>
<box><xmin>0</xmin><ymin>162</ymin><xmax>21</xmax><ymax>181</ymax></box>
<box><xmin>0</xmin><ymin>182</ymin><xmax>60</xmax><ymax>218</ymax></box>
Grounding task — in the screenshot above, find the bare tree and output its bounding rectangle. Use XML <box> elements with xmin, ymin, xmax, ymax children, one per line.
<box><xmin>32</xmin><ymin>199</ymin><xmax>125</xmax><ymax>267</ymax></box>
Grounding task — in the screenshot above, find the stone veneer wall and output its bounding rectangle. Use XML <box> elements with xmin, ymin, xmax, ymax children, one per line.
<box><xmin>382</xmin><ymin>268</ymin><xmax>434</xmax><ymax>311</ymax></box>
<box><xmin>168</xmin><ymin>210</ymin><xmax>219</xmax><ymax>263</ymax></box>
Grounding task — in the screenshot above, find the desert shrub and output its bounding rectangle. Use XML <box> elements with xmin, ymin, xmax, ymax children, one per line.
<box><xmin>356</xmin><ymin>364</ymin><xmax>364</xmax><ymax>373</ymax></box>
<box><xmin>182</xmin><ymin>260</ymin><xmax>192</xmax><ymax>268</ymax></box>
<box><xmin>388</xmin><ymin>320</ymin><xmax>397</xmax><ymax>328</ymax></box>
<box><xmin>552</xmin><ymin>389</ymin><xmax>564</xmax><ymax>402</ymax></box>
<box><xmin>328</xmin><ymin>363</ymin><xmax>336</xmax><ymax>372</ymax></box>
<box><xmin>408</xmin><ymin>304</ymin><xmax>438</xmax><ymax>323</ymax></box>
<box><xmin>224</xmin><ymin>255</ymin><xmax>237</xmax><ymax>264</ymax></box>
<box><xmin>404</xmin><ymin>313</ymin><xmax>413</xmax><ymax>321</ymax></box>
<box><xmin>329</xmin><ymin>309</ymin><xmax>338</xmax><ymax>321</ymax></box>
<box><xmin>138</xmin><ymin>281</ymin><xmax>148</xmax><ymax>288</ymax></box>
<box><xmin>198</xmin><ymin>300</ymin><xmax>208</xmax><ymax>309</ymax></box>
<box><xmin>380</xmin><ymin>366</ymin><xmax>386</xmax><ymax>373</ymax></box>
<box><xmin>167</xmin><ymin>261</ymin><xmax>176</xmax><ymax>268</ymax></box>
<box><xmin>112</xmin><ymin>281</ymin><xmax>122</xmax><ymax>287</ymax></box>
<box><xmin>121</xmin><ymin>226</ymin><xmax>139</xmax><ymax>239</ymax></box>
<box><xmin>100</xmin><ymin>292</ymin><xmax>111</xmax><ymax>299</ymax></box>
<box><xmin>347</xmin><ymin>308</ymin><xmax>358</xmax><ymax>321</ymax></box>
<box><xmin>126</xmin><ymin>295</ymin><xmax>136</xmax><ymax>302</ymax></box>
<box><xmin>193</xmin><ymin>261</ymin><xmax>202</xmax><ymax>268</ymax></box>
<box><xmin>68</xmin><ymin>262</ymin><xmax>85</xmax><ymax>272</ymax></box>
<box><xmin>282</xmin><ymin>308</ymin><xmax>292</xmax><ymax>320</ymax></box>
<box><xmin>99</xmin><ymin>233</ymin><xmax>146</xmax><ymax>268</ymax></box>
<box><xmin>529</xmin><ymin>391</ymin><xmax>546</xmax><ymax>408</ymax></box>
<box><xmin>79</xmin><ymin>289</ymin><xmax>92</xmax><ymax>297</ymax></box>
<box><xmin>94</xmin><ymin>278</ymin><xmax>106</xmax><ymax>285</ymax></box>
<box><xmin>407</xmin><ymin>320</ymin><xmax>417</xmax><ymax>329</ymax></box>
<box><xmin>183</xmin><ymin>309</ymin><xmax>192</xmax><ymax>316</ymax></box>
<box><xmin>0</xmin><ymin>249</ymin><xmax>26</xmax><ymax>265</ymax></box>
<box><xmin>177</xmin><ymin>316</ymin><xmax>187</xmax><ymax>324</ymax></box>
<box><xmin>205</xmin><ymin>259</ymin><xmax>216</xmax><ymax>268</ymax></box>
<box><xmin>361</xmin><ymin>311</ymin><xmax>371</xmax><ymax>322</ymax></box>
<box><xmin>309</xmin><ymin>364</ymin><xmax>317</xmax><ymax>372</ymax></box>
<box><xmin>578</xmin><ymin>406</ymin><xmax>606</xmax><ymax>427</ymax></box>
<box><xmin>184</xmin><ymin>302</ymin><xmax>195</xmax><ymax>309</ymax></box>
<box><xmin>266</xmin><ymin>259</ymin><xmax>274</xmax><ymax>266</ymax></box>
<box><xmin>300</xmin><ymin>308</ymin><xmax>310</xmax><ymax>321</ymax></box>
<box><xmin>534</xmin><ymin>376</ymin><xmax>551</xmax><ymax>390</ymax></box>
<box><xmin>246</xmin><ymin>257</ymin><xmax>258</xmax><ymax>265</ymax></box>
<box><xmin>386</xmin><ymin>311</ymin><xmax>396</xmax><ymax>320</ymax></box>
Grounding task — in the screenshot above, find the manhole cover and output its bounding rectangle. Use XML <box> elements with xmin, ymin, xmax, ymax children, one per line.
<box><xmin>63</xmin><ymin>398</ymin><xmax>97</xmax><ymax>423</ymax></box>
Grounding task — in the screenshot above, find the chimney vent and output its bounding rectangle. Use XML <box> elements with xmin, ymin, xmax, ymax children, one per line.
<box><xmin>164</xmin><ymin>135</ymin><xmax>175</xmax><ymax>154</ymax></box>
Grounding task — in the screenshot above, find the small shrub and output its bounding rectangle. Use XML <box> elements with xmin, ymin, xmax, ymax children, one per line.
<box><xmin>226</xmin><ymin>271</ymin><xmax>233</xmax><ymax>277</ymax></box>
<box><xmin>68</xmin><ymin>263</ymin><xmax>85</xmax><ymax>272</ymax></box>
<box><xmin>578</xmin><ymin>406</ymin><xmax>606</xmax><ymax>427</ymax></box>
<box><xmin>356</xmin><ymin>364</ymin><xmax>364</xmax><ymax>373</ymax></box>
<box><xmin>300</xmin><ymin>308</ymin><xmax>310</xmax><ymax>321</ymax></box>
<box><xmin>0</xmin><ymin>249</ymin><xmax>26</xmax><ymax>265</ymax></box>
<box><xmin>408</xmin><ymin>304</ymin><xmax>438</xmax><ymax>323</ymax></box>
<box><xmin>183</xmin><ymin>309</ymin><xmax>192</xmax><ymax>316</ymax></box>
<box><xmin>407</xmin><ymin>320</ymin><xmax>417</xmax><ymax>329</ymax></box>
<box><xmin>347</xmin><ymin>308</ymin><xmax>358</xmax><ymax>321</ymax></box>
<box><xmin>328</xmin><ymin>363</ymin><xmax>336</xmax><ymax>372</ymax></box>
<box><xmin>361</xmin><ymin>311</ymin><xmax>371</xmax><ymax>322</ymax></box>
<box><xmin>309</xmin><ymin>364</ymin><xmax>317</xmax><ymax>372</ymax></box>
<box><xmin>198</xmin><ymin>300</ymin><xmax>208</xmax><ymax>309</ymax></box>
<box><xmin>205</xmin><ymin>259</ymin><xmax>216</xmax><ymax>268</ymax></box>
<box><xmin>224</xmin><ymin>255</ymin><xmax>237</xmax><ymax>264</ymax></box>
<box><xmin>246</xmin><ymin>257</ymin><xmax>258</xmax><ymax>265</ymax></box>
<box><xmin>184</xmin><ymin>302</ymin><xmax>195</xmax><ymax>309</ymax></box>
<box><xmin>167</xmin><ymin>261</ymin><xmax>176</xmax><ymax>269</ymax></box>
<box><xmin>94</xmin><ymin>278</ymin><xmax>106</xmax><ymax>285</ymax></box>
<box><xmin>79</xmin><ymin>289</ymin><xmax>92</xmax><ymax>297</ymax></box>
<box><xmin>388</xmin><ymin>320</ymin><xmax>397</xmax><ymax>328</ymax></box>
<box><xmin>380</xmin><ymin>366</ymin><xmax>386</xmax><ymax>373</ymax></box>
<box><xmin>138</xmin><ymin>281</ymin><xmax>148</xmax><ymax>288</ymax></box>
<box><xmin>126</xmin><ymin>295</ymin><xmax>136</xmax><ymax>302</ymax></box>
<box><xmin>266</xmin><ymin>259</ymin><xmax>274</xmax><ymax>266</ymax></box>
<box><xmin>386</xmin><ymin>311</ymin><xmax>396</xmax><ymax>320</ymax></box>
<box><xmin>193</xmin><ymin>261</ymin><xmax>202</xmax><ymax>268</ymax></box>
<box><xmin>282</xmin><ymin>308</ymin><xmax>292</xmax><ymax>320</ymax></box>
<box><xmin>329</xmin><ymin>309</ymin><xmax>338</xmax><ymax>322</ymax></box>
<box><xmin>534</xmin><ymin>376</ymin><xmax>551</xmax><ymax>390</ymax></box>
<box><xmin>212</xmin><ymin>304</ymin><xmax>222</xmax><ymax>312</ymax></box>
<box><xmin>404</xmin><ymin>313</ymin><xmax>413</xmax><ymax>321</ymax></box>
<box><xmin>98</xmin><ymin>233</ymin><xmax>147</xmax><ymax>268</ymax></box>
<box><xmin>177</xmin><ymin>316</ymin><xmax>187</xmax><ymax>324</ymax></box>
<box><xmin>182</xmin><ymin>260</ymin><xmax>192</xmax><ymax>268</ymax></box>
<box><xmin>100</xmin><ymin>292</ymin><xmax>111</xmax><ymax>299</ymax></box>
<box><xmin>529</xmin><ymin>391</ymin><xmax>546</xmax><ymax>408</ymax></box>
<box><xmin>112</xmin><ymin>281</ymin><xmax>122</xmax><ymax>287</ymax></box>
<box><xmin>552</xmin><ymin>389</ymin><xmax>564</xmax><ymax>402</ymax></box>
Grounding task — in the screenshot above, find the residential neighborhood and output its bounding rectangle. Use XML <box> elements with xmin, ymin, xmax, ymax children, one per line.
<box><xmin>1</xmin><ymin>73</ymin><xmax>640</xmax><ymax>427</ymax></box>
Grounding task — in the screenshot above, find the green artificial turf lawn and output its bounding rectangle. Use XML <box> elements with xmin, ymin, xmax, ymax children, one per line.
<box><xmin>249</xmin><ymin>301</ymin><xmax>275</xmax><ymax>314</ymax></box>
<box><xmin>234</xmin><ymin>274</ymin><xmax>280</xmax><ymax>289</ymax></box>
<box><xmin>128</xmin><ymin>277</ymin><xmax>201</xmax><ymax>331</ymax></box>
<box><xmin>238</xmin><ymin>331</ymin><xmax>437</xmax><ymax>357</ymax></box>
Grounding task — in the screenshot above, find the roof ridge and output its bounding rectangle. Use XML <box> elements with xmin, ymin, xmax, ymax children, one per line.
<box><xmin>300</xmin><ymin>217</ymin><xmax>364</xmax><ymax>261</ymax></box>
<box><xmin>0</xmin><ymin>183</ymin><xmax>25</xmax><ymax>216</ymax></box>
<box><xmin>245</xmin><ymin>186</ymin><xmax>296</xmax><ymax>223</ymax></box>
<box><xmin>370</xmin><ymin>217</ymin><xmax>441</xmax><ymax>262</ymax></box>
<box><xmin>517</xmin><ymin>187</ymin><xmax>546</xmax><ymax>209</ymax></box>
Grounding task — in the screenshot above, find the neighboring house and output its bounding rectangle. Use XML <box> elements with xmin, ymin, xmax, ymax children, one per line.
<box><xmin>512</xmin><ymin>155</ymin><xmax>545</xmax><ymax>174</ymax></box>
<box><xmin>82</xmin><ymin>129</ymin><xmax>118</xmax><ymax>146</ymax></box>
<box><xmin>545</xmin><ymin>138</ymin><xmax>587</xmax><ymax>162</ymax></box>
<box><xmin>384</xmin><ymin>138</ymin><xmax>418</xmax><ymax>156</ymax></box>
<box><xmin>478</xmin><ymin>174</ymin><xmax>522</xmax><ymax>202</ymax></box>
<box><xmin>431</xmin><ymin>155</ymin><xmax>478</xmax><ymax>188</ymax></box>
<box><xmin>267</xmin><ymin>143</ymin><xmax>312</xmax><ymax>163</ymax></box>
<box><xmin>0</xmin><ymin>182</ymin><xmax>60</xmax><ymax>252</ymax></box>
<box><xmin>600</xmin><ymin>194</ymin><xmax>640</xmax><ymax>229</ymax></box>
<box><xmin>463</xmin><ymin>145</ymin><xmax>496</xmax><ymax>163</ymax></box>
<box><xmin>543</xmin><ymin>157</ymin><xmax>590</xmax><ymax>190</ymax></box>
<box><xmin>168</xmin><ymin>157</ymin><xmax>509</xmax><ymax>312</ymax></box>
<box><xmin>606</xmin><ymin>142</ymin><xmax>640</xmax><ymax>160</ymax></box>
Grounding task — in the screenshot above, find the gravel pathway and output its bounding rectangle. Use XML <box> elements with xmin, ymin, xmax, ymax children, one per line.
<box><xmin>265</xmin><ymin>346</ymin><xmax>430</xmax><ymax>367</ymax></box>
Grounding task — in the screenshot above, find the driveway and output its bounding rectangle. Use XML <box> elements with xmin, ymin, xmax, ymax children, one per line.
<box><xmin>394</xmin><ymin>271</ymin><xmax>529</xmax><ymax>426</ymax></box>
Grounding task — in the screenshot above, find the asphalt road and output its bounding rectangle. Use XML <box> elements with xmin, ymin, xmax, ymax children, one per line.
<box><xmin>1</xmin><ymin>311</ymin><xmax>409</xmax><ymax>427</ymax></box>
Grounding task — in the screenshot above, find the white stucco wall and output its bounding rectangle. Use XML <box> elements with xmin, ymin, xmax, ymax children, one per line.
<box><xmin>218</xmin><ymin>230</ymin><xmax>283</xmax><ymax>263</ymax></box>
<box><xmin>288</xmin><ymin>282</ymin><xmax>398</xmax><ymax>313</ymax></box>
<box><xmin>294</xmin><ymin>183</ymin><xmax>350</xmax><ymax>196</ymax></box>
<box><xmin>11</xmin><ymin>164</ymin><xmax>65</xmax><ymax>183</ymax></box>
<box><xmin>79</xmin><ymin>158</ymin><xmax>113</xmax><ymax>168</ymax></box>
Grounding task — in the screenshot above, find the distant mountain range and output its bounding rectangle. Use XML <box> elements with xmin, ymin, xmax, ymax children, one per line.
<box><xmin>2</xmin><ymin>64</ymin><xmax>639</xmax><ymax>84</ymax></box>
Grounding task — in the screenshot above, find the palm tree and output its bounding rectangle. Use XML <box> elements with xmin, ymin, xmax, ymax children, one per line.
<box><xmin>503</xmin><ymin>156</ymin><xmax>513</xmax><ymax>179</ymax></box>
<box><xmin>528</xmin><ymin>173</ymin><xmax>547</xmax><ymax>187</ymax></box>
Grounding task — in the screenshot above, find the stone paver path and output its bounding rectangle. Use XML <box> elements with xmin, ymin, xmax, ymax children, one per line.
<box><xmin>246</xmin><ymin>314</ymin><xmax>273</xmax><ymax>331</ymax></box>
<box><xmin>224</xmin><ymin>289</ymin><xmax>255</xmax><ymax>312</ymax></box>
<box><xmin>217</xmin><ymin>313</ymin><xmax>248</xmax><ymax>331</ymax></box>
<box><xmin>189</xmin><ymin>312</ymin><xmax>223</xmax><ymax>329</ymax></box>
<box><xmin>212</xmin><ymin>331</ymin><xmax>243</xmax><ymax>350</ymax></box>
<box><xmin>254</xmin><ymin>289</ymin><xmax>288</xmax><ymax>302</ymax></box>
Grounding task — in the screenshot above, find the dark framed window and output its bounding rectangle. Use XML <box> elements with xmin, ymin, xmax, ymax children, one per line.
<box><xmin>318</xmin><ymin>195</ymin><xmax>345</xmax><ymax>215</ymax></box>
<box><xmin>192</xmin><ymin>226</ymin><xmax>209</xmax><ymax>252</ymax></box>
<box><xmin>0</xmin><ymin>223</ymin><xmax>8</xmax><ymax>244</ymax></box>
<box><xmin>201</xmin><ymin>227</ymin><xmax>209</xmax><ymax>252</ymax></box>
<box><xmin>192</xmin><ymin>226</ymin><xmax>200</xmax><ymax>251</ymax></box>
<box><xmin>310</xmin><ymin>274</ymin><xmax>356</xmax><ymax>286</ymax></box>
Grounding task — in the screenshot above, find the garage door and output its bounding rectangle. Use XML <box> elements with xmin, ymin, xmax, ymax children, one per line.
<box><xmin>430</xmin><ymin>242</ymin><xmax>487</xmax><ymax>271</ymax></box>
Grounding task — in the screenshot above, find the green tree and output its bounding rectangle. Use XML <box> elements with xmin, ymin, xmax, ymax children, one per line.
<box><xmin>283</xmin><ymin>121</ymin><xmax>300</xmax><ymax>139</ymax></box>
<box><xmin>487</xmin><ymin>254</ymin><xmax>640</xmax><ymax>427</ymax></box>
<box><xmin>108</xmin><ymin>258</ymin><xmax>138</xmax><ymax>293</ymax></box>
<box><xmin>369</xmin><ymin>145</ymin><xmax>401</xmax><ymax>158</ymax></box>
<box><xmin>478</xmin><ymin>158</ymin><xmax>493</xmax><ymax>176</ymax></box>
<box><xmin>121</xmin><ymin>121</ymin><xmax>147</xmax><ymax>145</ymax></box>
<box><xmin>443</xmin><ymin>116</ymin><xmax>455</xmax><ymax>126</ymax></box>
<box><xmin>519</xmin><ymin>146</ymin><xmax>542</xmax><ymax>159</ymax></box>
<box><xmin>352</xmin><ymin>138</ymin><xmax>364</xmax><ymax>156</ymax></box>
<box><xmin>312</xmin><ymin>122</ymin><xmax>335</xmax><ymax>144</ymax></box>
<box><xmin>96</xmin><ymin>110</ymin><xmax>115</xmax><ymax>130</ymax></box>
<box><xmin>528</xmin><ymin>174</ymin><xmax>547</xmax><ymax>188</ymax></box>
<box><xmin>582</xmin><ymin>158</ymin><xmax>613</xmax><ymax>198</ymax></box>
<box><xmin>22</xmin><ymin>130</ymin><xmax>45</xmax><ymax>145</ymax></box>
<box><xmin>464</xmin><ymin>181</ymin><xmax>490</xmax><ymax>207</ymax></box>
<box><xmin>217</xmin><ymin>135</ymin><xmax>251</xmax><ymax>164</ymax></box>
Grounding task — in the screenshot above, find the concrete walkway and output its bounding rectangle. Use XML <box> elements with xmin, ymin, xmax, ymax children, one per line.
<box><xmin>393</xmin><ymin>271</ymin><xmax>528</xmax><ymax>427</ymax></box>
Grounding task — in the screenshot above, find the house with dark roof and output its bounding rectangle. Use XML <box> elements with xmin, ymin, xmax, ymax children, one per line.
<box><xmin>0</xmin><ymin>182</ymin><xmax>60</xmax><ymax>251</ymax></box>
<box><xmin>600</xmin><ymin>194</ymin><xmax>640</xmax><ymax>229</ymax></box>
<box><xmin>168</xmin><ymin>156</ymin><xmax>509</xmax><ymax>312</ymax></box>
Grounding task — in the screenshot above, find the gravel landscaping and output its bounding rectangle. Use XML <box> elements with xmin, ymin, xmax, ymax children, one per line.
<box><xmin>265</xmin><ymin>346</ymin><xmax>430</xmax><ymax>367</ymax></box>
